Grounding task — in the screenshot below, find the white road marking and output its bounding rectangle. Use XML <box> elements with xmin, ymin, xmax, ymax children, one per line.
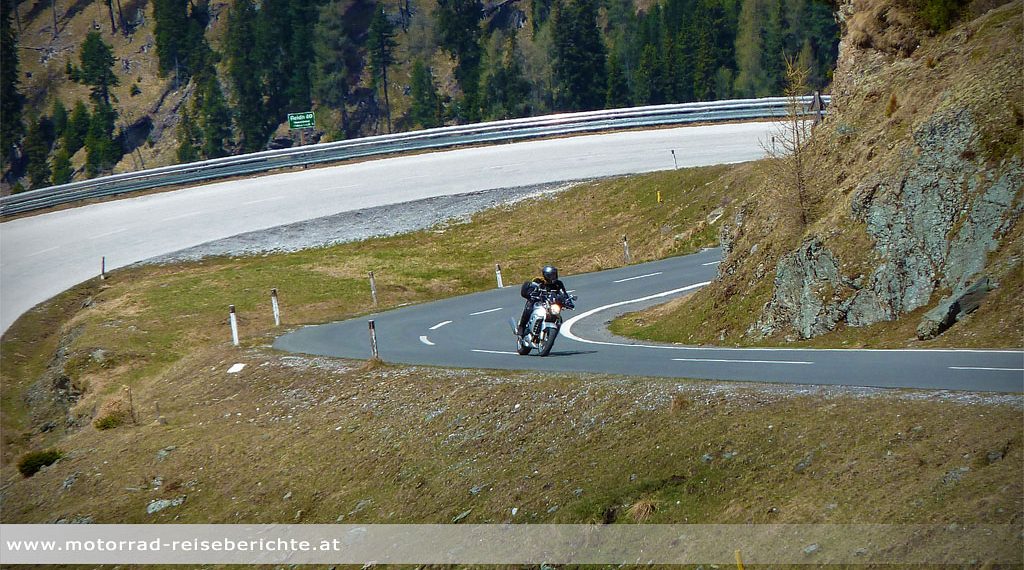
<box><xmin>472</xmin><ymin>349</ymin><xmax>519</xmax><ymax>355</ymax></box>
<box><xmin>430</xmin><ymin>320</ymin><xmax>453</xmax><ymax>330</ymax></box>
<box><xmin>470</xmin><ymin>307</ymin><xmax>503</xmax><ymax>316</ymax></box>
<box><xmin>419</xmin><ymin>335</ymin><xmax>435</xmax><ymax>346</ymax></box>
<box><xmin>949</xmin><ymin>367</ymin><xmax>1024</xmax><ymax>372</ymax></box>
<box><xmin>243</xmin><ymin>196</ymin><xmax>287</xmax><ymax>205</ymax></box>
<box><xmin>26</xmin><ymin>246</ymin><xmax>59</xmax><ymax>257</ymax></box>
<box><xmin>562</xmin><ymin>283</ymin><xmax>1024</xmax><ymax>355</ymax></box>
<box><xmin>613</xmin><ymin>272</ymin><xmax>663</xmax><ymax>283</ymax></box>
<box><xmin>89</xmin><ymin>228</ymin><xmax>127</xmax><ymax>239</ymax></box>
<box><xmin>162</xmin><ymin>211</ymin><xmax>202</xmax><ymax>222</ymax></box>
<box><xmin>673</xmin><ymin>358</ymin><xmax>812</xmax><ymax>365</ymax></box>
<box><xmin>702</xmin><ymin>261</ymin><xmax>721</xmax><ymax>266</ymax></box>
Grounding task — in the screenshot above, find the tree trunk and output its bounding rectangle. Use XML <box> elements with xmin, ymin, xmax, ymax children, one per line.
<box><xmin>115</xmin><ymin>0</ymin><xmax>127</xmax><ymax>35</ymax></box>
<box><xmin>50</xmin><ymin>0</ymin><xmax>58</xmax><ymax>38</ymax></box>
<box><xmin>106</xmin><ymin>0</ymin><xmax>117</xmax><ymax>33</ymax></box>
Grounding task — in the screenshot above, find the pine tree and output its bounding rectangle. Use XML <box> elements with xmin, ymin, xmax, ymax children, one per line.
<box><xmin>52</xmin><ymin>99</ymin><xmax>68</xmax><ymax>137</ymax></box>
<box><xmin>368</xmin><ymin>5</ymin><xmax>397</xmax><ymax>132</ymax></box>
<box><xmin>482</xmin><ymin>33</ymin><xmax>531</xmax><ymax>120</ymax></box>
<box><xmin>84</xmin><ymin>101</ymin><xmax>120</xmax><ymax>176</ymax></box>
<box><xmin>1</xmin><ymin>0</ymin><xmax>25</xmax><ymax>168</ymax></box>
<box><xmin>605</xmin><ymin>49</ymin><xmax>631</xmax><ymax>108</ymax></box>
<box><xmin>226</xmin><ymin>0</ymin><xmax>267</xmax><ymax>152</ymax></box>
<box><xmin>175</xmin><ymin>111</ymin><xmax>200</xmax><ymax>163</ymax></box>
<box><xmin>733</xmin><ymin>0</ymin><xmax>766</xmax><ymax>98</ymax></box>
<box><xmin>24</xmin><ymin>115</ymin><xmax>52</xmax><ymax>188</ymax></box>
<box><xmin>51</xmin><ymin>148</ymin><xmax>73</xmax><ymax>185</ymax></box>
<box><xmin>286</xmin><ymin>0</ymin><xmax>317</xmax><ymax>112</ymax></box>
<box><xmin>77</xmin><ymin>31</ymin><xmax>119</xmax><ymax>105</ymax></box>
<box><xmin>550</xmin><ymin>0</ymin><xmax>606</xmax><ymax>111</ymax></box>
<box><xmin>435</xmin><ymin>0</ymin><xmax>483</xmax><ymax>120</ymax></box>
<box><xmin>313</xmin><ymin>0</ymin><xmax>368</xmax><ymax>140</ymax></box>
<box><xmin>64</xmin><ymin>101</ymin><xmax>90</xmax><ymax>155</ymax></box>
<box><xmin>198</xmin><ymin>76</ymin><xmax>232</xmax><ymax>159</ymax></box>
<box><xmin>409</xmin><ymin>60</ymin><xmax>443</xmax><ymax>129</ymax></box>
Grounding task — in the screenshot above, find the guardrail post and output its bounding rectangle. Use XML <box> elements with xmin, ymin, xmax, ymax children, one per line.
<box><xmin>229</xmin><ymin>305</ymin><xmax>239</xmax><ymax>346</ymax></box>
<box><xmin>368</xmin><ymin>320</ymin><xmax>379</xmax><ymax>359</ymax></box>
<box><xmin>271</xmin><ymin>288</ymin><xmax>281</xmax><ymax>326</ymax></box>
<box><xmin>495</xmin><ymin>264</ymin><xmax>504</xmax><ymax>289</ymax></box>
<box><xmin>622</xmin><ymin>235</ymin><xmax>632</xmax><ymax>264</ymax></box>
<box><xmin>369</xmin><ymin>271</ymin><xmax>378</xmax><ymax>306</ymax></box>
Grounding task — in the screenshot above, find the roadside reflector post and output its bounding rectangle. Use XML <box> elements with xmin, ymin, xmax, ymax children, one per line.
<box><xmin>622</xmin><ymin>235</ymin><xmax>632</xmax><ymax>264</ymax></box>
<box><xmin>101</xmin><ymin>256</ymin><xmax>106</xmax><ymax>280</ymax></box>
<box><xmin>368</xmin><ymin>319</ymin><xmax>379</xmax><ymax>359</ymax></box>
<box><xmin>495</xmin><ymin>264</ymin><xmax>504</xmax><ymax>289</ymax></box>
<box><xmin>671</xmin><ymin>149</ymin><xmax>678</xmax><ymax>170</ymax></box>
<box><xmin>271</xmin><ymin>288</ymin><xmax>281</xmax><ymax>326</ymax></box>
<box><xmin>229</xmin><ymin>305</ymin><xmax>240</xmax><ymax>346</ymax></box>
<box><xmin>369</xmin><ymin>271</ymin><xmax>378</xmax><ymax>306</ymax></box>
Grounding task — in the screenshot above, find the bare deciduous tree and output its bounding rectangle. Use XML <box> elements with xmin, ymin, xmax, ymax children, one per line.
<box><xmin>762</xmin><ymin>54</ymin><xmax>813</xmax><ymax>228</ymax></box>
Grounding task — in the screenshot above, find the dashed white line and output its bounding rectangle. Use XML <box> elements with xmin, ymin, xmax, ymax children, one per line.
<box><xmin>949</xmin><ymin>366</ymin><xmax>1024</xmax><ymax>372</ymax></box>
<box><xmin>419</xmin><ymin>336</ymin><xmax>435</xmax><ymax>346</ymax></box>
<box><xmin>430</xmin><ymin>320</ymin><xmax>453</xmax><ymax>330</ymax></box>
<box><xmin>471</xmin><ymin>349</ymin><xmax>519</xmax><ymax>355</ymax></box>
<box><xmin>89</xmin><ymin>228</ymin><xmax>127</xmax><ymax>240</ymax></box>
<box><xmin>613</xmin><ymin>272</ymin><xmax>663</xmax><ymax>283</ymax></box>
<box><xmin>673</xmin><ymin>358</ymin><xmax>813</xmax><ymax>365</ymax></box>
<box><xmin>470</xmin><ymin>307</ymin><xmax>503</xmax><ymax>316</ymax></box>
<box><xmin>702</xmin><ymin>261</ymin><xmax>721</xmax><ymax>266</ymax></box>
<box><xmin>26</xmin><ymin>246</ymin><xmax>59</xmax><ymax>257</ymax></box>
<box><xmin>243</xmin><ymin>196</ymin><xmax>287</xmax><ymax>205</ymax></box>
<box><xmin>162</xmin><ymin>211</ymin><xmax>202</xmax><ymax>222</ymax></box>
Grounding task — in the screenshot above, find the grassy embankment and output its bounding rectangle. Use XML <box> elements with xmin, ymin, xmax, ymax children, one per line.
<box><xmin>0</xmin><ymin>166</ymin><xmax>1020</xmax><ymax>550</ymax></box>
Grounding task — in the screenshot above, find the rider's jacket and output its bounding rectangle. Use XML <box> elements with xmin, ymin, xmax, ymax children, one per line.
<box><xmin>521</xmin><ymin>277</ymin><xmax>568</xmax><ymax>299</ymax></box>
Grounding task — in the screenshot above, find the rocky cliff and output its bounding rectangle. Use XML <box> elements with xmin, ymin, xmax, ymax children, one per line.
<box><xmin>626</xmin><ymin>0</ymin><xmax>1022</xmax><ymax>347</ymax></box>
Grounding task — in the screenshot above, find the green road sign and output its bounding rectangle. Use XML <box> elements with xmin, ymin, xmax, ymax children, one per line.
<box><xmin>288</xmin><ymin>111</ymin><xmax>315</xmax><ymax>129</ymax></box>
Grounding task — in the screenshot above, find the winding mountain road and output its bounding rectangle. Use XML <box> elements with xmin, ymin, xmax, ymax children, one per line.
<box><xmin>274</xmin><ymin>250</ymin><xmax>1024</xmax><ymax>393</ymax></box>
<box><xmin>1</xmin><ymin>122</ymin><xmax>772</xmax><ymax>333</ymax></box>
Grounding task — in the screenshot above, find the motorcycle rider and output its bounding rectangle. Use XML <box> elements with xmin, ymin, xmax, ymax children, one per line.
<box><xmin>517</xmin><ymin>265</ymin><xmax>569</xmax><ymax>338</ymax></box>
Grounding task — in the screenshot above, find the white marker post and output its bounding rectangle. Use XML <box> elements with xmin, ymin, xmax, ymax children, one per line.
<box><xmin>369</xmin><ymin>271</ymin><xmax>378</xmax><ymax>306</ymax></box>
<box><xmin>622</xmin><ymin>235</ymin><xmax>632</xmax><ymax>264</ymax></box>
<box><xmin>495</xmin><ymin>264</ymin><xmax>504</xmax><ymax>289</ymax></box>
<box><xmin>229</xmin><ymin>305</ymin><xmax>239</xmax><ymax>346</ymax></box>
<box><xmin>271</xmin><ymin>288</ymin><xmax>281</xmax><ymax>327</ymax></box>
<box><xmin>368</xmin><ymin>320</ymin><xmax>379</xmax><ymax>359</ymax></box>
<box><xmin>671</xmin><ymin>150</ymin><xmax>678</xmax><ymax>170</ymax></box>
<box><xmin>101</xmin><ymin>256</ymin><xmax>106</xmax><ymax>280</ymax></box>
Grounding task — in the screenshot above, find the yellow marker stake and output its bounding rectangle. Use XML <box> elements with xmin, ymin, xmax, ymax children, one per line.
<box><xmin>657</xmin><ymin>191</ymin><xmax>662</xmax><ymax>204</ymax></box>
<box><xmin>735</xmin><ymin>549</ymin><xmax>744</xmax><ymax>570</ymax></box>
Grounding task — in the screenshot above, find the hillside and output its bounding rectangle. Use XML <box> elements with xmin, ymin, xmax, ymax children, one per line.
<box><xmin>0</xmin><ymin>0</ymin><xmax>839</xmax><ymax>193</ymax></box>
<box><xmin>613</xmin><ymin>0</ymin><xmax>1024</xmax><ymax>350</ymax></box>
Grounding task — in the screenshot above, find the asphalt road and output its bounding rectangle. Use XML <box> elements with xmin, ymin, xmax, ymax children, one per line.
<box><xmin>1</xmin><ymin>122</ymin><xmax>773</xmax><ymax>333</ymax></box>
<box><xmin>274</xmin><ymin>250</ymin><xmax>1024</xmax><ymax>393</ymax></box>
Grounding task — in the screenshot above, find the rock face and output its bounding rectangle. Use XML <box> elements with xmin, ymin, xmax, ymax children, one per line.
<box><xmin>752</xmin><ymin>1</ymin><xmax>1023</xmax><ymax>341</ymax></box>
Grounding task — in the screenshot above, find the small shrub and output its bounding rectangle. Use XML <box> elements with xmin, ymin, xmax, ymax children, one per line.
<box><xmin>627</xmin><ymin>497</ymin><xmax>657</xmax><ymax>522</ymax></box>
<box><xmin>93</xmin><ymin>395</ymin><xmax>133</xmax><ymax>430</ymax></box>
<box><xmin>130</xmin><ymin>84</ymin><xmax>141</xmax><ymax>97</ymax></box>
<box><xmin>18</xmin><ymin>449</ymin><xmax>64</xmax><ymax>477</ymax></box>
<box><xmin>886</xmin><ymin>94</ymin><xmax>899</xmax><ymax>117</ymax></box>
<box><xmin>670</xmin><ymin>394</ymin><xmax>690</xmax><ymax>413</ymax></box>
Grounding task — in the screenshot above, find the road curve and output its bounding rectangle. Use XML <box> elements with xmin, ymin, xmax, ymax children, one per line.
<box><xmin>274</xmin><ymin>250</ymin><xmax>1024</xmax><ymax>393</ymax></box>
<box><xmin>1</xmin><ymin>122</ymin><xmax>773</xmax><ymax>333</ymax></box>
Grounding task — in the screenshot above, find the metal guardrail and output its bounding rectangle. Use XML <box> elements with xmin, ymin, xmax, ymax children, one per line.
<box><xmin>0</xmin><ymin>96</ymin><xmax>828</xmax><ymax>217</ymax></box>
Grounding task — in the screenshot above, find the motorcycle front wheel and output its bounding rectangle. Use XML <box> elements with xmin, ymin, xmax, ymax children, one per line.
<box><xmin>538</xmin><ymin>328</ymin><xmax>559</xmax><ymax>356</ymax></box>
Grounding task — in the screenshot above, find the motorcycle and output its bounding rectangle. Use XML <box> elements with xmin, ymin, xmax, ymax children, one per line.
<box><xmin>510</xmin><ymin>290</ymin><xmax>577</xmax><ymax>356</ymax></box>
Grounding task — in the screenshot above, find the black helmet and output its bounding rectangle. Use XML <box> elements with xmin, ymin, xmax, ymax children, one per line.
<box><xmin>542</xmin><ymin>265</ymin><xmax>558</xmax><ymax>284</ymax></box>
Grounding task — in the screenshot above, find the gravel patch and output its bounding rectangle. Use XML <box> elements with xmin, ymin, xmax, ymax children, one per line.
<box><xmin>145</xmin><ymin>182</ymin><xmax>583</xmax><ymax>264</ymax></box>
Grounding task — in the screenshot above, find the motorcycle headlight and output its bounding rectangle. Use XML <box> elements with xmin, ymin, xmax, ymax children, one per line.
<box><xmin>550</xmin><ymin>304</ymin><xmax>561</xmax><ymax>315</ymax></box>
